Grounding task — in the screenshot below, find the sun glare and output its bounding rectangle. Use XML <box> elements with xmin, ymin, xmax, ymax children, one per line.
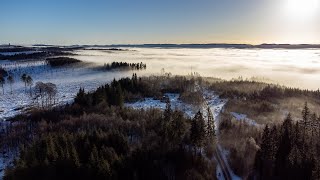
<box><xmin>286</xmin><ymin>0</ymin><xmax>319</xmax><ymax>19</ymax></box>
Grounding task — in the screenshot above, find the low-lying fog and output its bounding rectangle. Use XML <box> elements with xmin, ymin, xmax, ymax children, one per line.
<box><xmin>0</xmin><ymin>47</ymin><xmax>319</xmax><ymax>120</ymax></box>
<box><xmin>75</xmin><ymin>47</ymin><xmax>320</xmax><ymax>90</ymax></box>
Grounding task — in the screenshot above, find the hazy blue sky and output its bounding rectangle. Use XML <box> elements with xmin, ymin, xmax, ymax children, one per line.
<box><xmin>1</xmin><ymin>0</ymin><xmax>319</xmax><ymax>45</ymax></box>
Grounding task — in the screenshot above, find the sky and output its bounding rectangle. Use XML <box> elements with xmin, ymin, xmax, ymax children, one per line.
<box><xmin>0</xmin><ymin>0</ymin><xmax>319</xmax><ymax>45</ymax></box>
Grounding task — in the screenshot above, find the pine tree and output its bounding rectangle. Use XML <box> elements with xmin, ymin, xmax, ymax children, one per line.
<box><xmin>255</xmin><ymin>125</ymin><xmax>273</xmax><ymax>179</ymax></box>
<box><xmin>310</xmin><ymin>113</ymin><xmax>317</xmax><ymax>143</ymax></box>
<box><xmin>302</xmin><ymin>102</ymin><xmax>310</xmax><ymax>144</ymax></box>
<box><xmin>274</xmin><ymin>114</ymin><xmax>293</xmax><ymax>179</ymax></box>
<box><xmin>190</xmin><ymin>111</ymin><xmax>206</xmax><ymax>153</ymax></box>
<box><xmin>115</xmin><ymin>84</ymin><xmax>124</xmax><ymax>106</ymax></box>
<box><xmin>89</xmin><ymin>145</ymin><xmax>99</xmax><ymax>168</ymax></box>
<box><xmin>70</xmin><ymin>144</ymin><xmax>80</xmax><ymax>167</ymax></box>
<box><xmin>206</xmin><ymin>106</ymin><xmax>215</xmax><ymax>140</ymax></box>
<box><xmin>164</xmin><ymin>98</ymin><xmax>172</xmax><ymax>122</ymax></box>
<box><xmin>170</xmin><ymin>110</ymin><xmax>188</xmax><ymax>148</ymax></box>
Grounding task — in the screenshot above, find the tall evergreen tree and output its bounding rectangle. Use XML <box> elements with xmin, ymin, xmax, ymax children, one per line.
<box><xmin>302</xmin><ymin>102</ymin><xmax>310</xmax><ymax>144</ymax></box>
<box><xmin>274</xmin><ymin>114</ymin><xmax>293</xmax><ymax>179</ymax></box>
<box><xmin>206</xmin><ymin>106</ymin><xmax>215</xmax><ymax>140</ymax></box>
<box><xmin>190</xmin><ymin>111</ymin><xmax>206</xmax><ymax>153</ymax></box>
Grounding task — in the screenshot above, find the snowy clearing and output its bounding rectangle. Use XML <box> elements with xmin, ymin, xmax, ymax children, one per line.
<box><xmin>230</xmin><ymin>112</ymin><xmax>261</xmax><ymax>127</ymax></box>
<box><xmin>125</xmin><ymin>93</ymin><xmax>195</xmax><ymax>117</ymax></box>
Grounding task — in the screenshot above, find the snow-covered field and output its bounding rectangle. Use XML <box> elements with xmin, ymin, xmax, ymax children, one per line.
<box><xmin>0</xmin><ymin>59</ymin><xmax>134</xmax><ymax>120</ymax></box>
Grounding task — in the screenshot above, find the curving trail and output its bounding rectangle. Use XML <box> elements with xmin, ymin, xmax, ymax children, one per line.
<box><xmin>215</xmin><ymin>147</ymin><xmax>232</xmax><ymax>180</ymax></box>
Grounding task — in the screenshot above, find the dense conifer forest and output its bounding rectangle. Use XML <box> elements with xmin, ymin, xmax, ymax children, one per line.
<box><xmin>46</xmin><ymin>57</ymin><xmax>81</xmax><ymax>67</ymax></box>
<box><xmin>2</xmin><ymin>75</ymin><xmax>217</xmax><ymax>180</ymax></box>
<box><xmin>1</xmin><ymin>75</ymin><xmax>320</xmax><ymax>179</ymax></box>
<box><xmin>100</xmin><ymin>62</ymin><xmax>146</xmax><ymax>71</ymax></box>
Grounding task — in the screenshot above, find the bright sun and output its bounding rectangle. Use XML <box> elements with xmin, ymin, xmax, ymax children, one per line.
<box><xmin>286</xmin><ymin>0</ymin><xmax>319</xmax><ymax>19</ymax></box>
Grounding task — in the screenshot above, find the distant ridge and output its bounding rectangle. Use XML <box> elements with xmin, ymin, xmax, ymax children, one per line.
<box><xmin>85</xmin><ymin>43</ymin><xmax>320</xmax><ymax>49</ymax></box>
<box><xmin>24</xmin><ymin>43</ymin><xmax>320</xmax><ymax>49</ymax></box>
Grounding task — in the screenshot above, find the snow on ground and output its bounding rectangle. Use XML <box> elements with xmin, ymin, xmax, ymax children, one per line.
<box><xmin>0</xmin><ymin>120</ymin><xmax>16</xmax><ymax>179</ymax></box>
<box><xmin>0</xmin><ymin>150</ymin><xmax>15</xmax><ymax>179</ymax></box>
<box><xmin>126</xmin><ymin>88</ymin><xmax>237</xmax><ymax>180</ymax></box>
<box><xmin>218</xmin><ymin>145</ymin><xmax>242</xmax><ymax>180</ymax></box>
<box><xmin>216</xmin><ymin>164</ymin><xmax>226</xmax><ymax>180</ymax></box>
<box><xmin>203</xmin><ymin>90</ymin><xmax>227</xmax><ymax>134</ymax></box>
<box><xmin>230</xmin><ymin>112</ymin><xmax>261</xmax><ymax>127</ymax></box>
<box><xmin>0</xmin><ymin>59</ymin><xmax>134</xmax><ymax>120</ymax></box>
<box><xmin>125</xmin><ymin>93</ymin><xmax>195</xmax><ymax>117</ymax></box>
<box><xmin>202</xmin><ymin>90</ymin><xmax>242</xmax><ymax>180</ymax></box>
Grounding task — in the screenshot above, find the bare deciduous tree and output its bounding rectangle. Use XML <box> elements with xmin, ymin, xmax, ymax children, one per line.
<box><xmin>0</xmin><ymin>75</ymin><xmax>5</xmax><ymax>95</ymax></box>
<box><xmin>34</xmin><ymin>81</ymin><xmax>58</xmax><ymax>108</ymax></box>
<box><xmin>7</xmin><ymin>75</ymin><xmax>14</xmax><ymax>94</ymax></box>
<box><xmin>26</xmin><ymin>75</ymin><xmax>33</xmax><ymax>96</ymax></box>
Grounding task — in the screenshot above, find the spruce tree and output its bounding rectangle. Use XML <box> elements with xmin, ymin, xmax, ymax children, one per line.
<box><xmin>190</xmin><ymin>111</ymin><xmax>206</xmax><ymax>153</ymax></box>
<box><xmin>206</xmin><ymin>106</ymin><xmax>215</xmax><ymax>140</ymax></box>
<box><xmin>274</xmin><ymin>114</ymin><xmax>293</xmax><ymax>179</ymax></box>
<box><xmin>302</xmin><ymin>102</ymin><xmax>310</xmax><ymax>144</ymax></box>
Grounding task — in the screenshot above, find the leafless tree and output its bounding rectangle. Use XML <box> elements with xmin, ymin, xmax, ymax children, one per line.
<box><xmin>7</xmin><ymin>75</ymin><xmax>14</xmax><ymax>94</ymax></box>
<box><xmin>0</xmin><ymin>75</ymin><xmax>5</xmax><ymax>95</ymax></box>
<box><xmin>26</xmin><ymin>75</ymin><xmax>33</xmax><ymax>96</ymax></box>
<box><xmin>34</xmin><ymin>81</ymin><xmax>58</xmax><ymax>108</ymax></box>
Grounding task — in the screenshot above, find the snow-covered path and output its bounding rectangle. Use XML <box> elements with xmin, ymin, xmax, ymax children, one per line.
<box><xmin>202</xmin><ymin>90</ymin><xmax>241</xmax><ymax>180</ymax></box>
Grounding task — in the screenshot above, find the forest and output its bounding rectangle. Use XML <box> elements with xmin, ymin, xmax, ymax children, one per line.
<box><xmin>0</xmin><ymin>49</ymin><xmax>74</xmax><ymax>61</ymax></box>
<box><xmin>1</xmin><ymin>75</ymin><xmax>216</xmax><ymax>180</ymax></box>
<box><xmin>1</xmin><ymin>74</ymin><xmax>320</xmax><ymax>179</ymax></box>
<box><xmin>46</xmin><ymin>57</ymin><xmax>81</xmax><ymax>67</ymax></box>
<box><xmin>100</xmin><ymin>62</ymin><xmax>146</xmax><ymax>71</ymax></box>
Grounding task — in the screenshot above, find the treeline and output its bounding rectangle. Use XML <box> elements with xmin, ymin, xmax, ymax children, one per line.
<box><xmin>0</xmin><ymin>51</ymin><xmax>74</xmax><ymax>61</ymax></box>
<box><xmin>101</xmin><ymin>62</ymin><xmax>146</xmax><ymax>71</ymax></box>
<box><xmin>46</xmin><ymin>57</ymin><xmax>81</xmax><ymax>67</ymax></box>
<box><xmin>210</xmin><ymin>80</ymin><xmax>320</xmax><ymax>101</ymax></box>
<box><xmin>74</xmin><ymin>74</ymin><xmax>202</xmax><ymax>108</ymax></box>
<box><xmin>0</xmin><ymin>52</ymin><xmax>47</xmax><ymax>60</ymax></box>
<box><xmin>75</xmin><ymin>74</ymin><xmax>156</xmax><ymax>107</ymax></box>
<box><xmin>254</xmin><ymin>102</ymin><xmax>320</xmax><ymax>179</ymax></box>
<box><xmin>3</xmin><ymin>77</ymin><xmax>217</xmax><ymax>179</ymax></box>
<box><xmin>0</xmin><ymin>47</ymin><xmax>34</xmax><ymax>52</ymax></box>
